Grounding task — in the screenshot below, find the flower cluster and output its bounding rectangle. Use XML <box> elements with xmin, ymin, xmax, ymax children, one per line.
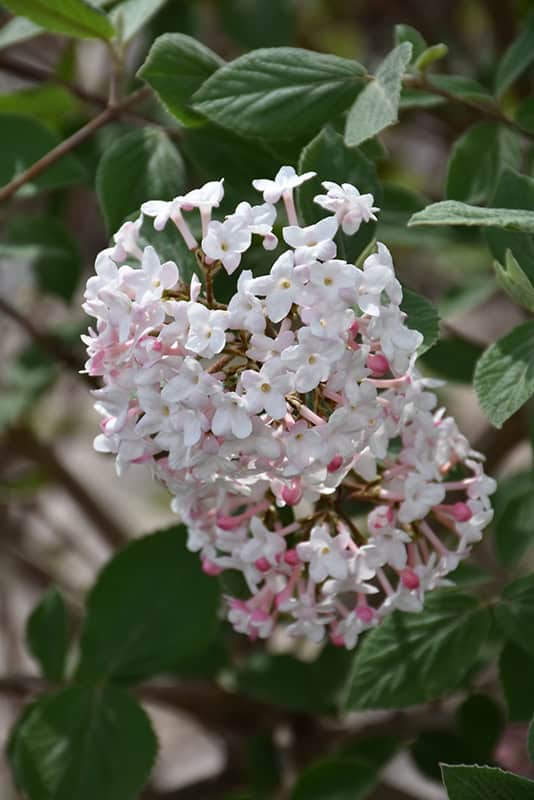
<box><xmin>83</xmin><ymin>166</ymin><xmax>495</xmax><ymax>649</ymax></box>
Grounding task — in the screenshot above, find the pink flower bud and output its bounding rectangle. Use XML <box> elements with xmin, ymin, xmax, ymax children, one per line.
<box><xmin>401</xmin><ymin>568</ymin><xmax>420</xmax><ymax>590</ymax></box>
<box><xmin>216</xmin><ymin>514</ymin><xmax>242</xmax><ymax>531</ymax></box>
<box><xmin>281</xmin><ymin>480</ymin><xmax>302</xmax><ymax>506</ymax></box>
<box><xmin>330</xmin><ymin>632</ymin><xmax>345</xmax><ymax>647</ymax></box>
<box><xmin>327</xmin><ymin>454</ymin><xmax>343</xmax><ymax>473</ymax></box>
<box><xmin>367</xmin><ymin>353</ymin><xmax>389</xmax><ymax>376</ymax></box>
<box><xmin>255</xmin><ymin>557</ymin><xmax>271</xmax><ymax>572</ymax></box>
<box><xmin>451</xmin><ymin>502</ymin><xmax>472</xmax><ymax>522</ymax></box>
<box><xmin>284</xmin><ymin>549</ymin><xmax>299</xmax><ymax>566</ymax></box>
<box><xmin>202</xmin><ymin>558</ymin><xmax>223</xmax><ymax>576</ymax></box>
<box><xmin>356</xmin><ymin>605</ymin><xmax>375</xmax><ymax>624</ymax></box>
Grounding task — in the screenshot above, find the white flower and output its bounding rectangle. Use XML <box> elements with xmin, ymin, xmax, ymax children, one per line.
<box><xmin>227</xmin><ymin>270</ymin><xmax>266</xmax><ymax>333</ymax></box>
<box><xmin>281</xmin><ymin>328</ymin><xmax>342</xmax><ymax>392</ymax></box>
<box><xmin>124</xmin><ymin>246</ymin><xmax>179</xmax><ymax>303</ymax></box>
<box><xmin>202</xmin><ymin>217</ymin><xmax>252</xmax><ymax>274</ymax></box>
<box><xmin>283</xmin><ymin>217</ymin><xmax>338</xmax><ymax>263</ymax></box>
<box><xmin>141</xmin><ymin>197</ymin><xmax>183</xmax><ymax>231</ymax></box>
<box><xmin>241</xmin><ymin>363</ymin><xmax>293</xmax><ymax>420</ymax></box>
<box><xmin>398</xmin><ymin>474</ymin><xmax>446</xmax><ymax>523</ymax></box>
<box><xmin>161</xmin><ymin>357</ymin><xmax>215</xmax><ymax>406</ymax></box>
<box><xmin>314</xmin><ymin>181</ymin><xmax>379</xmax><ymax>234</ymax></box>
<box><xmin>211</xmin><ymin>392</ymin><xmax>252</xmax><ymax>439</ymax></box>
<box><xmin>233</xmin><ymin>201</ymin><xmax>278</xmax><ymax>250</ymax></box>
<box><xmin>253</xmin><ymin>165</ymin><xmax>316</xmax><ymax>203</ymax></box>
<box><xmin>297</xmin><ymin>523</ymin><xmax>350</xmax><ymax>582</ymax></box>
<box><xmin>250</xmin><ymin>251</ymin><xmax>307</xmax><ymax>323</ymax></box>
<box><xmin>240</xmin><ymin>517</ymin><xmax>286</xmax><ymax>564</ymax></box>
<box><xmin>186</xmin><ymin>303</ymin><xmax>228</xmax><ymax>357</ymax></box>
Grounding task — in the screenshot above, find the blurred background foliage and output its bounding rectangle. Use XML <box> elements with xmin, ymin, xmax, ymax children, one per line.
<box><xmin>1</xmin><ymin>1</ymin><xmax>534</xmax><ymax>799</ymax></box>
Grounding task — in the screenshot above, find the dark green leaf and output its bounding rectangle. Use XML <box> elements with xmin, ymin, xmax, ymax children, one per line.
<box><xmin>495</xmin><ymin>12</ymin><xmax>534</xmax><ymax>97</ymax></box>
<box><xmin>499</xmin><ymin>642</ymin><xmax>534</xmax><ymax>722</ymax></box>
<box><xmin>76</xmin><ymin>525</ymin><xmax>220</xmax><ymax>683</ymax></box>
<box><xmin>344</xmin><ymin>592</ymin><xmax>490</xmax><ymax>710</ymax></box>
<box><xmin>96</xmin><ymin>127</ymin><xmax>186</xmax><ymax>233</ymax></box>
<box><xmin>474</xmin><ymin>320</ymin><xmax>534</xmax><ymax>428</ymax></box>
<box><xmin>218</xmin><ymin>0</ymin><xmax>296</xmax><ymax>49</ymax></box>
<box><xmin>138</xmin><ymin>33</ymin><xmax>224</xmax><ymax>126</ymax></box>
<box><xmin>495</xmin><ymin>574</ymin><xmax>534</xmax><ymax>658</ymax></box>
<box><xmin>394</xmin><ymin>24</ymin><xmax>427</xmax><ymax>62</ymax></box>
<box><xmin>0</xmin><ymin>114</ymin><xmax>85</xmax><ymax>195</ymax></box>
<box><xmin>399</xmin><ymin>87</ymin><xmax>445</xmax><ymax>109</ymax></box>
<box><xmin>26</xmin><ymin>588</ymin><xmax>68</xmax><ymax>683</ymax></box>
<box><xmin>0</xmin><ymin>84</ymin><xmax>80</xmax><ymax>130</ymax></box>
<box><xmin>409</xmin><ymin>202</ymin><xmax>534</xmax><ymax>232</ymax></box>
<box><xmin>414</xmin><ymin>44</ymin><xmax>448</xmax><ymax>71</ymax></box>
<box><xmin>400</xmin><ymin>287</ymin><xmax>440</xmax><ymax>354</ymax></box>
<box><xmin>446</xmin><ymin>123</ymin><xmax>520</xmax><ymax>204</ymax></box>
<box><xmin>427</xmin><ymin>74</ymin><xmax>495</xmax><ymax>104</ymax></box>
<box><xmin>193</xmin><ymin>47</ymin><xmax>365</xmax><ymax>140</ymax></box>
<box><xmin>1</xmin><ymin>0</ymin><xmax>114</xmax><ymax>40</ymax></box>
<box><xmin>297</xmin><ymin>126</ymin><xmax>382</xmax><ymax>262</ymax></box>
<box><xmin>422</xmin><ymin>337</ymin><xmax>482</xmax><ymax>383</ymax></box>
<box><xmin>529</xmin><ymin>717</ymin><xmax>534</xmax><ymax>765</ymax></box>
<box><xmin>441</xmin><ymin>764</ymin><xmax>534</xmax><ymax>800</ymax></box>
<box><xmin>485</xmin><ymin>169</ymin><xmax>534</xmax><ymax>285</ymax></box>
<box><xmin>494</xmin><ymin>471</ymin><xmax>534</xmax><ymax>565</ymax></box>
<box><xmin>516</xmin><ymin>98</ymin><xmax>534</xmax><ymax>133</ymax></box>
<box><xmin>9</xmin><ymin>686</ymin><xmax>157</xmax><ymax>800</ymax></box>
<box><xmin>412</xmin><ymin>732</ymin><xmax>469</xmax><ymax>782</ymax></box>
<box><xmin>456</xmin><ymin>694</ymin><xmax>504</xmax><ymax>764</ymax></box>
<box><xmin>291</xmin><ymin>758</ymin><xmax>378</xmax><ymax>800</ymax></box>
<box><xmin>345</xmin><ymin>42</ymin><xmax>412</xmax><ymax>146</ymax></box>
<box><xmin>234</xmin><ymin>647</ymin><xmax>353</xmax><ymax>713</ymax></box>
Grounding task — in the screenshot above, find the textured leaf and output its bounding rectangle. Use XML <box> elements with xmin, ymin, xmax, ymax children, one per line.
<box><xmin>495</xmin><ymin>12</ymin><xmax>534</xmax><ymax>97</ymax></box>
<box><xmin>1</xmin><ymin>0</ymin><xmax>114</xmax><ymax>39</ymax></box>
<box><xmin>409</xmin><ymin>201</ymin><xmax>534</xmax><ymax>232</ymax></box>
<box><xmin>441</xmin><ymin>764</ymin><xmax>534</xmax><ymax>800</ymax></box>
<box><xmin>495</xmin><ymin>250</ymin><xmax>534</xmax><ymax>312</ymax></box>
<box><xmin>446</xmin><ymin>123</ymin><xmax>520</xmax><ymax>204</ymax></box>
<box><xmin>474</xmin><ymin>321</ymin><xmax>534</xmax><ymax>428</ymax></box>
<box><xmin>495</xmin><ymin>574</ymin><xmax>534</xmax><ymax>658</ymax></box>
<box><xmin>76</xmin><ymin>526</ymin><xmax>220</xmax><ymax>683</ymax></box>
<box><xmin>499</xmin><ymin>642</ymin><xmax>534</xmax><ymax>722</ymax></box>
<box><xmin>0</xmin><ymin>114</ymin><xmax>85</xmax><ymax>194</ymax></box>
<box><xmin>298</xmin><ymin>126</ymin><xmax>382</xmax><ymax>262</ymax></box>
<box><xmin>9</xmin><ymin>687</ymin><xmax>157</xmax><ymax>800</ymax></box>
<box><xmin>96</xmin><ymin>127</ymin><xmax>186</xmax><ymax>233</ymax></box>
<box><xmin>26</xmin><ymin>588</ymin><xmax>68</xmax><ymax>683</ymax></box>
<box><xmin>110</xmin><ymin>0</ymin><xmax>168</xmax><ymax>42</ymax></box>
<box><xmin>345</xmin><ymin>42</ymin><xmax>412</xmax><ymax>146</ymax></box>
<box><xmin>291</xmin><ymin>758</ymin><xmax>378</xmax><ymax>800</ymax></box>
<box><xmin>138</xmin><ymin>33</ymin><xmax>224</xmax><ymax>125</ymax></box>
<box><xmin>193</xmin><ymin>47</ymin><xmax>365</xmax><ymax>140</ymax></box>
<box><xmin>400</xmin><ymin>287</ymin><xmax>440</xmax><ymax>354</ymax></box>
<box><xmin>344</xmin><ymin>592</ymin><xmax>490</xmax><ymax>710</ymax></box>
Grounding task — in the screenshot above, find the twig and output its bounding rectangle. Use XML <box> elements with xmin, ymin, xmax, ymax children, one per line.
<box><xmin>0</xmin><ymin>86</ymin><xmax>151</xmax><ymax>205</ymax></box>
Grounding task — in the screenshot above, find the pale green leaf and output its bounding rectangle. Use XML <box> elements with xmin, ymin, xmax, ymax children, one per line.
<box><xmin>495</xmin><ymin>250</ymin><xmax>534</xmax><ymax>312</ymax></box>
<box><xmin>414</xmin><ymin>43</ymin><xmax>448</xmax><ymax>71</ymax></box>
<box><xmin>345</xmin><ymin>42</ymin><xmax>412</xmax><ymax>146</ymax></box>
<box><xmin>0</xmin><ymin>15</ymin><xmax>43</xmax><ymax>48</ymax></box>
<box><xmin>409</xmin><ymin>201</ymin><xmax>534</xmax><ymax>232</ymax></box>
<box><xmin>110</xmin><ymin>0</ymin><xmax>168</xmax><ymax>43</ymax></box>
<box><xmin>1</xmin><ymin>0</ymin><xmax>114</xmax><ymax>40</ymax></box>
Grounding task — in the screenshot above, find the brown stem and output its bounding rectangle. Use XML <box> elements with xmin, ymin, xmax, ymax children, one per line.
<box><xmin>0</xmin><ymin>86</ymin><xmax>151</xmax><ymax>205</ymax></box>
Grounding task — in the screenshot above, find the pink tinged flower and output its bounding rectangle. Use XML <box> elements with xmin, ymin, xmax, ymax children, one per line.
<box><xmin>397</xmin><ymin>474</ymin><xmax>446</xmax><ymax>523</ymax></box>
<box><xmin>240</xmin><ymin>364</ymin><xmax>293</xmax><ymax>420</ymax></box>
<box><xmin>233</xmin><ymin>201</ymin><xmax>278</xmax><ymax>250</ymax></box>
<box><xmin>297</xmin><ymin>523</ymin><xmax>350</xmax><ymax>582</ymax></box>
<box><xmin>141</xmin><ymin>197</ymin><xmax>198</xmax><ymax>249</ymax></box>
<box><xmin>240</xmin><ymin>517</ymin><xmax>286</xmax><ymax>565</ymax></box>
<box><xmin>112</xmin><ymin>215</ymin><xmax>143</xmax><ymax>261</ymax></box>
<box><xmin>186</xmin><ymin>303</ymin><xmax>228</xmax><ymax>357</ymax></box>
<box><xmin>184</xmin><ymin>179</ymin><xmax>225</xmax><ymax>235</ymax></box>
<box><xmin>250</xmin><ymin>251</ymin><xmax>306</xmax><ymax>323</ymax></box>
<box><xmin>211</xmin><ymin>392</ymin><xmax>252</xmax><ymax>439</ymax></box>
<box><xmin>202</xmin><ymin>217</ymin><xmax>252</xmax><ymax>275</ymax></box>
<box><xmin>227</xmin><ymin>270</ymin><xmax>266</xmax><ymax>334</ymax></box>
<box><xmin>283</xmin><ymin>216</ymin><xmax>338</xmax><ymax>263</ymax></box>
<box><xmin>161</xmin><ymin>357</ymin><xmax>215</xmax><ymax>406</ymax></box>
<box><xmin>314</xmin><ymin>181</ymin><xmax>379</xmax><ymax>235</ymax></box>
<box><xmin>252</xmin><ymin>165</ymin><xmax>316</xmax><ymax>204</ymax></box>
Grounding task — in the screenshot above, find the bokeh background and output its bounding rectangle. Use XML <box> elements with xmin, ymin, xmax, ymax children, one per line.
<box><xmin>1</xmin><ymin>1</ymin><xmax>533</xmax><ymax>797</ymax></box>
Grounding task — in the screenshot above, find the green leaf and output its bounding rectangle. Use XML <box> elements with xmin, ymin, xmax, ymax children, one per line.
<box><xmin>400</xmin><ymin>287</ymin><xmax>440</xmax><ymax>354</ymax></box>
<box><xmin>0</xmin><ymin>114</ymin><xmax>85</xmax><ymax>195</ymax></box>
<box><xmin>192</xmin><ymin>47</ymin><xmax>366</xmax><ymax>140</ymax></box>
<box><xmin>495</xmin><ymin>574</ymin><xmax>534</xmax><ymax>658</ymax></box>
<box><xmin>110</xmin><ymin>0</ymin><xmax>168</xmax><ymax>42</ymax></box>
<box><xmin>0</xmin><ymin>84</ymin><xmax>80</xmax><ymax>130</ymax></box>
<box><xmin>409</xmin><ymin>201</ymin><xmax>534</xmax><ymax>232</ymax></box>
<box><xmin>394</xmin><ymin>24</ymin><xmax>427</xmax><ymax>62</ymax></box>
<box><xmin>441</xmin><ymin>764</ymin><xmax>534</xmax><ymax>800</ymax></box>
<box><xmin>217</xmin><ymin>0</ymin><xmax>296</xmax><ymax>49</ymax></box>
<box><xmin>456</xmin><ymin>694</ymin><xmax>504</xmax><ymax>764</ymax></box>
<box><xmin>529</xmin><ymin>717</ymin><xmax>534</xmax><ymax>765</ymax></box>
<box><xmin>516</xmin><ymin>97</ymin><xmax>534</xmax><ymax>133</ymax></box>
<box><xmin>297</xmin><ymin>126</ymin><xmax>382</xmax><ymax>263</ymax></box>
<box><xmin>138</xmin><ymin>33</ymin><xmax>224</xmax><ymax>126</ymax></box>
<box><xmin>422</xmin><ymin>337</ymin><xmax>483</xmax><ymax>383</ymax></box>
<box><xmin>76</xmin><ymin>525</ymin><xmax>219</xmax><ymax>683</ymax></box>
<box><xmin>485</xmin><ymin>169</ymin><xmax>534</xmax><ymax>285</ymax></box>
<box><xmin>399</xmin><ymin>87</ymin><xmax>445</xmax><ymax>109</ymax></box>
<box><xmin>233</xmin><ymin>647</ymin><xmax>353</xmax><ymax>713</ymax></box>
<box><xmin>427</xmin><ymin>74</ymin><xmax>495</xmax><ymax>104</ymax></box>
<box><xmin>474</xmin><ymin>320</ymin><xmax>534</xmax><ymax>428</ymax></box>
<box><xmin>344</xmin><ymin>592</ymin><xmax>490</xmax><ymax>710</ymax></box>
<box><xmin>495</xmin><ymin>12</ymin><xmax>534</xmax><ymax>97</ymax></box>
<box><xmin>291</xmin><ymin>758</ymin><xmax>378</xmax><ymax>800</ymax></box>
<box><xmin>446</xmin><ymin>123</ymin><xmax>520</xmax><ymax>204</ymax></box>
<box><xmin>414</xmin><ymin>43</ymin><xmax>448</xmax><ymax>71</ymax></box>
<box><xmin>1</xmin><ymin>0</ymin><xmax>114</xmax><ymax>40</ymax></box>
<box><xmin>96</xmin><ymin>127</ymin><xmax>186</xmax><ymax>233</ymax></box>
<box><xmin>26</xmin><ymin>588</ymin><xmax>68</xmax><ymax>683</ymax></box>
<box><xmin>412</xmin><ymin>732</ymin><xmax>469</xmax><ymax>782</ymax></box>
<box><xmin>9</xmin><ymin>686</ymin><xmax>157</xmax><ymax>800</ymax></box>
<box><xmin>495</xmin><ymin>250</ymin><xmax>534</xmax><ymax>312</ymax></box>
<box><xmin>0</xmin><ymin>343</ymin><xmax>57</xmax><ymax>433</ymax></box>
<box><xmin>499</xmin><ymin>642</ymin><xmax>534</xmax><ymax>722</ymax></box>
<box><xmin>345</xmin><ymin>42</ymin><xmax>412</xmax><ymax>146</ymax></box>
<box><xmin>0</xmin><ymin>16</ymin><xmax>43</xmax><ymax>48</ymax></box>
<box><xmin>5</xmin><ymin>216</ymin><xmax>82</xmax><ymax>302</ymax></box>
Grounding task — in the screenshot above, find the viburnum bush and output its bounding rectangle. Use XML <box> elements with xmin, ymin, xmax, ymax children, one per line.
<box><xmin>4</xmin><ymin>2</ymin><xmax>534</xmax><ymax>799</ymax></box>
<box><xmin>83</xmin><ymin>168</ymin><xmax>495</xmax><ymax>649</ymax></box>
